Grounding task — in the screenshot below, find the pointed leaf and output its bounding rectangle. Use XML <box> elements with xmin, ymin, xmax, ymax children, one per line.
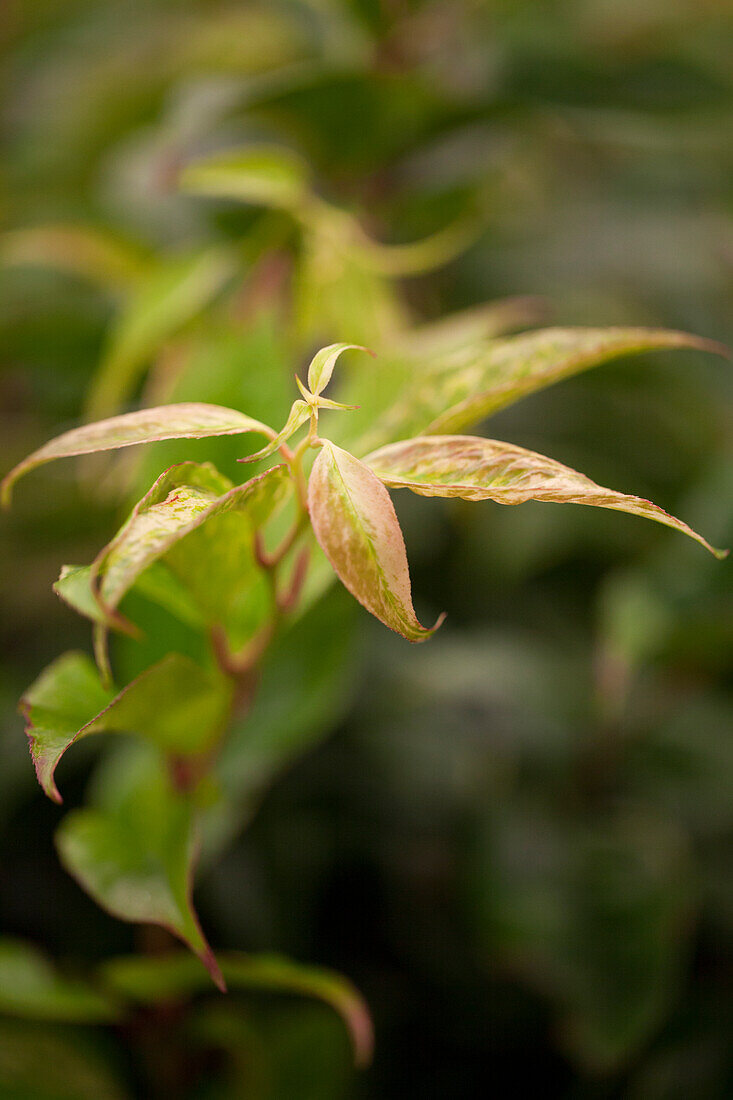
<box><xmin>1</xmin><ymin>403</ymin><xmax>274</xmax><ymax>506</ymax></box>
<box><xmin>56</xmin><ymin>752</ymin><xmax>224</xmax><ymax>990</ymax></box>
<box><xmin>86</xmin><ymin>248</ymin><xmax>236</xmax><ymax>419</ymax></box>
<box><xmin>240</xmin><ymin>401</ymin><xmax>310</xmax><ymax>462</ymax></box>
<box><xmin>366</xmin><ymin>436</ymin><xmax>727</xmax><ymax>558</ymax></box>
<box><xmin>22</xmin><ymin>653</ymin><xmax>232</xmax><ymax>803</ymax></box>
<box><xmin>306</xmin><ymin>343</ymin><xmax>371</xmax><ymax>397</ymax></box>
<box><xmin>308</xmin><ymin>442</ymin><xmax>442</xmax><ymax>641</ymax></box>
<box><xmin>0</xmin><ymin>939</ymin><xmax>121</xmax><ymax>1023</ymax></box>
<box><xmin>180</xmin><ymin>146</ymin><xmax>311</xmax><ymax>211</ymax></box>
<box><xmin>423</xmin><ymin>327</ymin><xmax>729</xmax><ymax>433</ymax></box>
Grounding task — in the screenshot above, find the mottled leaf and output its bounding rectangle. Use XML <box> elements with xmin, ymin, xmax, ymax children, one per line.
<box><xmin>423</xmin><ymin>327</ymin><xmax>729</xmax><ymax>433</ymax></box>
<box><xmin>100</xmin><ymin>951</ymin><xmax>372</xmax><ymax>1066</ymax></box>
<box><xmin>180</xmin><ymin>146</ymin><xmax>310</xmax><ymax>210</ymax></box>
<box><xmin>1</xmin><ymin>403</ymin><xmax>274</xmax><ymax>506</ymax></box>
<box><xmin>306</xmin><ymin>343</ymin><xmax>371</xmax><ymax>396</ymax></box>
<box><xmin>308</xmin><ymin>442</ymin><xmax>442</xmax><ymax>641</ymax></box>
<box><xmin>0</xmin><ymin>939</ymin><xmax>121</xmax><ymax>1023</ymax></box>
<box><xmin>86</xmin><ymin>248</ymin><xmax>236</xmax><ymax>419</ymax></box>
<box><xmin>22</xmin><ymin>653</ymin><xmax>232</xmax><ymax>803</ymax></box>
<box><xmin>366</xmin><ymin>327</ymin><xmax>728</xmax><ymax>447</ymax></box>
<box><xmin>366</xmin><ymin>435</ymin><xmax>726</xmax><ymax>557</ymax></box>
<box><xmin>56</xmin><ymin>750</ymin><xmax>223</xmax><ymax>990</ymax></box>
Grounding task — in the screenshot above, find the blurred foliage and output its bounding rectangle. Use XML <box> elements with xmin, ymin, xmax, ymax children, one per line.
<box><xmin>1</xmin><ymin>0</ymin><xmax>732</xmax><ymax>1097</ymax></box>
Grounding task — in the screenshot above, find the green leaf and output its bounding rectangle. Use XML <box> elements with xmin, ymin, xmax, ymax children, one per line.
<box><xmin>22</xmin><ymin>653</ymin><xmax>232</xmax><ymax>803</ymax></box>
<box><xmin>306</xmin><ymin>343</ymin><xmax>371</xmax><ymax>397</ymax></box>
<box><xmin>308</xmin><ymin>442</ymin><xmax>443</xmax><ymax>641</ymax></box>
<box><xmin>367</xmin><ymin>435</ymin><xmax>727</xmax><ymax>557</ymax></box>
<box><xmin>180</xmin><ymin>146</ymin><xmax>311</xmax><ymax>211</ymax></box>
<box><xmin>86</xmin><ymin>248</ymin><xmax>236</xmax><ymax>419</ymax></box>
<box><xmin>55</xmin><ymin>563</ymin><xmax>205</xmax><ymax>632</ymax></box>
<box><xmin>20</xmin><ymin>653</ymin><xmax>115</xmax><ymax>803</ymax></box>
<box><xmin>56</xmin><ymin>749</ymin><xmax>223</xmax><ymax>990</ymax></box>
<box><xmin>241</xmin><ymin>400</ymin><xmax>310</xmax><ymax>462</ymax></box>
<box><xmin>100</xmin><ymin>951</ymin><xmax>372</xmax><ymax>1066</ymax></box>
<box><xmin>0</xmin><ymin>224</ymin><xmax>150</xmax><ymax>292</ymax></box>
<box><xmin>0</xmin><ymin>938</ymin><xmax>120</xmax><ymax>1023</ymax></box>
<box><xmin>1</xmin><ymin>403</ymin><xmax>274</xmax><ymax>506</ymax></box>
<box><xmin>365</xmin><ymin>327</ymin><xmax>728</xmax><ymax>447</ymax></box>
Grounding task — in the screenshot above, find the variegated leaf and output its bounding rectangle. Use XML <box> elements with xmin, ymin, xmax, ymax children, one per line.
<box><xmin>366</xmin><ymin>436</ymin><xmax>727</xmax><ymax>558</ymax></box>
<box><xmin>308</xmin><ymin>442</ymin><xmax>443</xmax><ymax>641</ymax></box>
<box><xmin>89</xmin><ymin>459</ymin><xmax>288</xmax><ymax>646</ymax></box>
<box><xmin>365</xmin><ymin>327</ymin><xmax>727</xmax><ymax>447</ymax></box>
<box><xmin>1</xmin><ymin>403</ymin><xmax>274</xmax><ymax>506</ymax></box>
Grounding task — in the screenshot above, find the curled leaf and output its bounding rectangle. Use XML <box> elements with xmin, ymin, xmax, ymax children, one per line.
<box><xmin>366</xmin><ymin>435</ymin><xmax>727</xmax><ymax>558</ymax></box>
<box><xmin>1</xmin><ymin>403</ymin><xmax>274</xmax><ymax>506</ymax></box>
<box><xmin>306</xmin><ymin>342</ymin><xmax>372</xmax><ymax>396</ymax></box>
<box><xmin>308</xmin><ymin>442</ymin><xmax>443</xmax><ymax>641</ymax></box>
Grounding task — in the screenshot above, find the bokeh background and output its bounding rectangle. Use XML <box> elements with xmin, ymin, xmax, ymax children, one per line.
<box><xmin>1</xmin><ymin>1</ymin><xmax>732</xmax><ymax>1097</ymax></box>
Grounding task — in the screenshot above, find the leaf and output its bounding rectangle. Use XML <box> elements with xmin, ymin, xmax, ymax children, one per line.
<box><xmin>89</xmin><ymin>462</ymin><xmax>233</xmax><ymax>627</ymax></box>
<box><xmin>55</xmin><ymin>563</ymin><xmax>205</xmax><ymax>632</ymax></box>
<box><xmin>86</xmin><ymin>248</ymin><xmax>236</xmax><ymax>419</ymax></box>
<box><xmin>306</xmin><ymin>343</ymin><xmax>372</xmax><ymax>397</ymax></box>
<box><xmin>308</xmin><ymin>442</ymin><xmax>443</xmax><ymax>641</ymax></box>
<box><xmin>100</xmin><ymin>951</ymin><xmax>372</xmax><ymax>1066</ymax></box>
<box><xmin>56</xmin><ymin>748</ymin><xmax>224</xmax><ymax>990</ymax></box>
<box><xmin>180</xmin><ymin>146</ymin><xmax>311</xmax><ymax>211</ymax></box>
<box><xmin>89</xmin><ymin>463</ymin><xmax>289</xmax><ymax>664</ymax></box>
<box><xmin>22</xmin><ymin>653</ymin><xmax>232</xmax><ymax>803</ymax></box>
<box><xmin>0</xmin><ymin>938</ymin><xmax>121</xmax><ymax>1023</ymax></box>
<box><xmin>423</xmin><ymin>327</ymin><xmax>729</xmax><ymax>434</ymax></box>
<box><xmin>20</xmin><ymin>653</ymin><xmax>115</xmax><ymax>803</ymax></box>
<box><xmin>240</xmin><ymin>401</ymin><xmax>310</xmax><ymax>462</ymax></box>
<box><xmin>364</xmin><ymin>327</ymin><xmax>728</xmax><ymax>448</ymax></box>
<box><xmin>393</xmin><ymin>296</ymin><xmax>546</xmax><ymax>357</ymax></box>
<box><xmin>1</xmin><ymin>403</ymin><xmax>274</xmax><ymax>506</ymax></box>
<box><xmin>0</xmin><ymin>224</ymin><xmax>150</xmax><ymax>291</ymax></box>
<box><xmin>366</xmin><ymin>435</ymin><xmax>727</xmax><ymax>557</ymax></box>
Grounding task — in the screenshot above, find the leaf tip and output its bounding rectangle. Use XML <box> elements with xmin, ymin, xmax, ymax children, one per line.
<box><xmin>201</xmin><ymin>947</ymin><xmax>227</xmax><ymax>993</ymax></box>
